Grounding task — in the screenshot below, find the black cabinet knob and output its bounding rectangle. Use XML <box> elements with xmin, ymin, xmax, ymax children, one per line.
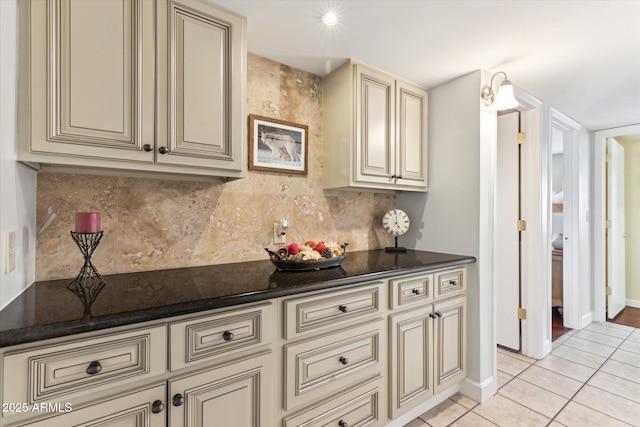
<box><xmin>151</xmin><ymin>400</ymin><xmax>164</xmax><ymax>414</ymax></box>
<box><xmin>339</xmin><ymin>420</ymin><xmax>348</xmax><ymax>427</ymax></box>
<box><xmin>429</xmin><ymin>313</ymin><xmax>436</xmax><ymax>319</ymax></box>
<box><xmin>339</xmin><ymin>305</ymin><xmax>348</xmax><ymax>313</ymax></box>
<box><xmin>435</xmin><ymin>311</ymin><xmax>442</xmax><ymax>317</ymax></box>
<box><xmin>158</xmin><ymin>146</ymin><xmax>169</xmax><ymax>154</ymax></box>
<box><xmin>339</xmin><ymin>356</ymin><xmax>349</xmax><ymax>365</ymax></box>
<box><xmin>450</xmin><ymin>280</ymin><xmax>458</xmax><ymax>286</ymax></box>
<box><xmin>223</xmin><ymin>331</ymin><xmax>234</xmax><ymax>341</ymax></box>
<box><xmin>143</xmin><ymin>144</ymin><xmax>153</xmax><ymax>152</ymax></box>
<box><xmin>412</xmin><ymin>288</ymin><xmax>421</xmax><ymax>295</ymax></box>
<box><xmin>86</xmin><ymin>360</ymin><xmax>102</xmax><ymax>375</ymax></box>
<box><xmin>172</xmin><ymin>393</ymin><xmax>185</xmax><ymax>407</ymax></box>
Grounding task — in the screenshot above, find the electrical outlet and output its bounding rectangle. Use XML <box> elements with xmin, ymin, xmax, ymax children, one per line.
<box><xmin>273</xmin><ymin>223</ymin><xmax>286</xmax><ymax>244</ymax></box>
<box><xmin>6</xmin><ymin>231</ymin><xmax>16</xmax><ymax>274</ymax></box>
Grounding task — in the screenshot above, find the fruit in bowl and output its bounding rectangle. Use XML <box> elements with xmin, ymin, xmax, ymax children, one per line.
<box><xmin>265</xmin><ymin>242</ymin><xmax>348</xmax><ymax>271</ymax></box>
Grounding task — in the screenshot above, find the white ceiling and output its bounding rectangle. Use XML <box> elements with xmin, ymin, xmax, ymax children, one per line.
<box><xmin>213</xmin><ymin>0</ymin><xmax>640</xmax><ymax>131</ymax></box>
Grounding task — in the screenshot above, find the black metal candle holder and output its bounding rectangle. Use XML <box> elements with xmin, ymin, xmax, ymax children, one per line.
<box><xmin>67</xmin><ymin>231</ymin><xmax>107</xmax><ymax>316</ymax></box>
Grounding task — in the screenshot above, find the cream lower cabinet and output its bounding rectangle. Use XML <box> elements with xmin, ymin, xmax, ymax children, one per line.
<box><xmin>389</xmin><ymin>296</ymin><xmax>466</xmax><ymax>418</ymax></box>
<box><xmin>18</xmin><ymin>0</ymin><xmax>246</xmax><ymax>179</ymax></box>
<box><xmin>168</xmin><ymin>351</ymin><xmax>272</xmax><ymax>427</ymax></box>
<box><xmin>323</xmin><ymin>60</ymin><xmax>428</xmax><ymax>192</ymax></box>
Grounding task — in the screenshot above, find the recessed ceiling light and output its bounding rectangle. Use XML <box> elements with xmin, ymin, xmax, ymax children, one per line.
<box><xmin>322</xmin><ymin>11</ymin><xmax>339</xmax><ymax>26</ymax></box>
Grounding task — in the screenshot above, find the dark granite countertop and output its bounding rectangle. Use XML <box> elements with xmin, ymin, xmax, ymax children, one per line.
<box><xmin>0</xmin><ymin>250</ymin><xmax>475</xmax><ymax>347</ymax></box>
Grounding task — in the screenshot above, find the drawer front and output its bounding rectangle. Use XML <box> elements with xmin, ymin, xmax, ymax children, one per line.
<box><xmin>2</xmin><ymin>326</ymin><xmax>166</xmax><ymax>409</ymax></box>
<box><xmin>283</xmin><ymin>376</ymin><xmax>384</xmax><ymax>427</ymax></box>
<box><xmin>169</xmin><ymin>303</ymin><xmax>272</xmax><ymax>371</ymax></box>
<box><xmin>14</xmin><ymin>383</ymin><xmax>166</xmax><ymax>426</ymax></box>
<box><xmin>284</xmin><ymin>282</ymin><xmax>384</xmax><ymax>340</ymax></box>
<box><xmin>389</xmin><ymin>272</ymin><xmax>433</xmax><ymax>309</ymax></box>
<box><xmin>284</xmin><ymin>319</ymin><xmax>384</xmax><ymax>410</ymax></box>
<box><xmin>435</xmin><ymin>267</ymin><xmax>466</xmax><ymax>298</ymax></box>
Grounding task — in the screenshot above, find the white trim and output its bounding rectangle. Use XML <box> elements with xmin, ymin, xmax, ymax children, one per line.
<box><xmin>626</xmin><ymin>299</ymin><xmax>640</xmax><ymax>309</ymax></box>
<box><xmin>581</xmin><ymin>311</ymin><xmax>594</xmax><ymax>328</ymax></box>
<box><xmin>520</xmin><ymin>105</ymin><xmax>549</xmax><ymax>359</ymax></box>
<box><xmin>459</xmin><ymin>375</ymin><xmax>497</xmax><ymax>404</ymax></box>
<box><xmin>550</xmin><ymin>108</ymin><xmax>582</xmax><ymax>331</ymax></box>
<box><xmin>593</xmin><ymin>124</ymin><xmax>640</xmax><ymax>322</ymax></box>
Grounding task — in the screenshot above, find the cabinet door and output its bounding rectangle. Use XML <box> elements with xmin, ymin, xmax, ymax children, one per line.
<box><xmin>17</xmin><ymin>384</ymin><xmax>166</xmax><ymax>427</ymax></box>
<box><xmin>396</xmin><ymin>81</ymin><xmax>428</xmax><ymax>189</ymax></box>
<box><xmin>169</xmin><ymin>352</ymin><xmax>272</xmax><ymax>427</ymax></box>
<box><xmin>24</xmin><ymin>0</ymin><xmax>155</xmax><ymax>162</ymax></box>
<box><xmin>433</xmin><ymin>297</ymin><xmax>466</xmax><ymax>393</ymax></box>
<box><xmin>388</xmin><ymin>307</ymin><xmax>433</xmax><ymax>418</ymax></box>
<box><xmin>156</xmin><ymin>0</ymin><xmax>245</xmax><ymax>172</ymax></box>
<box><xmin>354</xmin><ymin>64</ymin><xmax>395</xmax><ymax>185</ymax></box>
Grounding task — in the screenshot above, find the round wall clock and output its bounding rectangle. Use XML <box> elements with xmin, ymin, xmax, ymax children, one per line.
<box><xmin>382</xmin><ymin>209</ymin><xmax>410</xmax><ymax>252</ymax></box>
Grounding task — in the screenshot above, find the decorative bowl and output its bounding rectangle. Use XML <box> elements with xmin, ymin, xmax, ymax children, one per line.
<box><xmin>264</xmin><ymin>243</ymin><xmax>348</xmax><ymax>272</ymax></box>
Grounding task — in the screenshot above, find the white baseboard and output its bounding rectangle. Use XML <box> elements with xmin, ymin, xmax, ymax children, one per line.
<box><xmin>458</xmin><ymin>375</ymin><xmax>497</xmax><ymax>404</ymax></box>
<box><xmin>625</xmin><ymin>299</ymin><xmax>640</xmax><ymax>309</ymax></box>
<box><xmin>581</xmin><ymin>311</ymin><xmax>594</xmax><ymax>328</ymax></box>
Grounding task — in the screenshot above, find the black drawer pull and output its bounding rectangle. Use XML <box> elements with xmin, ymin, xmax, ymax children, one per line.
<box><xmin>151</xmin><ymin>400</ymin><xmax>164</xmax><ymax>413</ymax></box>
<box><xmin>435</xmin><ymin>311</ymin><xmax>442</xmax><ymax>317</ymax></box>
<box><xmin>173</xmin><ymin>393</ymin><xmax>185</xmax><ymax>407</ymax></box>
<box><xmin>86</xmin><ymin>361</ymin><xmax>102</xmax><ymax>375</ymax></box>
<box><xmin>223</xmin><ymin>331</ymin><xmax>235</xmax><ymax>341</ymax></box>
<box><xmin>412</xmin><ymin>288</ymin><xmax>421</xmax><ymax>295</ymax></box>
<box><xmin>339</xmin><ymin>356</ymin><xmax>349</xmax><ymax>365</ymax></box>
<box><xmin>339</xmin><ymin>305</ymin><xmax>348</xmax><ymax>313</ymax></box>
<box><xmin>339</xmin><ymin>421</ymin><xmax>348</xmax><ymax>427</ymax></box>
<box><xmin>449</xmin><ymin>280</ymin><xmax>458</xmax><ymax>286</ymax></box>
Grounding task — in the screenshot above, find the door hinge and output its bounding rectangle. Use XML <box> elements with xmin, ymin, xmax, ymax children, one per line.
<box><xmin>606</xmin><ymin>287</ymin><xmax>612</xmax><ymax>296</ymax></box>
<box><xmin>606</xmin><ymin>220</ymin><xmax>612</xmax><ymax>229</ymax></box>
<box><xmin>517</xmin><ymin>307</ymin><xmax>527</xmax><ymax>320</ymax></box>
<box><xmin>517</xmin><ymin>132</ymin><xmax>526</xmax><ymax>144</ymax></box>
<box><xmin>517</xmin><ymin>220</ymin><xmax>527</xmax><ymax>231</ymax></box>
<box><xmin>606</xmin><ymin>153</ymin><xmax>612</xmax><ymax>163</ymax></box>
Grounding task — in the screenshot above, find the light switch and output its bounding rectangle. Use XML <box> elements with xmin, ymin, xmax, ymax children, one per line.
<box><xmin>6</xmin><ymin>231</ymin><xmax>16</xmax><ymax>274</ymax></box>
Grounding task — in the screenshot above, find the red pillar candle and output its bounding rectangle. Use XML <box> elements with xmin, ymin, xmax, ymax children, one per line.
<box><xmin>75</xmin><ymin>212</ymin><xmax>101</xmax><ymax>233</ymax></box>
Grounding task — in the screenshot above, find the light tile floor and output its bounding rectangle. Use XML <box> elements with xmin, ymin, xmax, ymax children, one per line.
<box><xmin>405</xmin><ymin>322</ymin><xmax>640</xmax><ymax>427</ymax></box>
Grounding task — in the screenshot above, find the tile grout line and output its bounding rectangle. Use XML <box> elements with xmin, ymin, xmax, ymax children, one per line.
<box><xmin>546</xmin><ymin>326</ymin><xmax>638</xmax><ymax>426</ymax></box>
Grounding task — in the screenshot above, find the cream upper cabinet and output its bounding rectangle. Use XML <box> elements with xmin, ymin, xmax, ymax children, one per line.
<box><xmin>17</xmin><ymin>0</ymin><xmax>246</xmax><ymax>180</ymax></box>
<box><xmin>155</xmin><ymin>0</ymin><xmax>245</xmax><ymax>172</ymax></box>
<box><xmin>323</xmin><ymin>60</ymin><xmax>428</xmax><ymax>192</ymax></box>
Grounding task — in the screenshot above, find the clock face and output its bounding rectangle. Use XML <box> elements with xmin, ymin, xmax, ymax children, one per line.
<box><xmin>382</xmin><ymin>209</ymin><xmax>410</xmax><ymax>236</ymax></box>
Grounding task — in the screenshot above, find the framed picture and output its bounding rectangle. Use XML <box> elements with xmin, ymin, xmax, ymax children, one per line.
<box><xmin>248</xmin><ymin>114</ymin><xmax>308</xmax><ymax>175</ymax></box>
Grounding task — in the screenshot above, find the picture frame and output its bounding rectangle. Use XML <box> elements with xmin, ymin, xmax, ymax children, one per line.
<box><xmin>248</xmin><ymin>114</ymin><xmax>308</xmax><ymax>175</ymax></box>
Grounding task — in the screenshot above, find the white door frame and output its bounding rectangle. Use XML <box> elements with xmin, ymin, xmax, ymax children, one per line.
<box><xmin>550</xmin><ymin>109</ymin><xmax>581</xmax><ymax>331</ymax></box>
<box><xmin>511</xmin><ymin>88</ymin><xmax>549</xmax><ymax>359</ymax></box>
<box><xmin>593</xmin><ymin>124</ymin><xmax>640</xmax><ymax>322</ymax></box>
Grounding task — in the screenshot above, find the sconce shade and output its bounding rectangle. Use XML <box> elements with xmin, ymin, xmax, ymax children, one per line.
<box><xmin>493</xmin><ymin>80</ymin><xmax>519</xmax><ymax>110</ymax></box>
<box><xmin>481</xmin><ymin>71</ymin><xmax>519</xmax><ymax>110</ymax></box>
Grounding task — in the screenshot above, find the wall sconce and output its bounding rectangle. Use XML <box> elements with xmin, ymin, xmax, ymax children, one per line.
<box><xmin>481</xmin><ymin>71</ymin><xmax>519</xmax><ymax>110</ymax></box>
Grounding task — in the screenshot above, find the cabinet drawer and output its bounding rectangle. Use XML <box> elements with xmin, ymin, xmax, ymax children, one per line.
<box><xmin>435</xmin><ymin>267</ymin><xmax>466</xmax><ymax>297</ymax></box>
<box><xmin>283</xmin><ymin>376</ymin><xmax>384</xmax><ymax>427</ymax></box>
<box><xmin>284</xmin><ymin>282</ymin><xmax>384</xmax><ymax>339</ymax></box>
<box><xmin>13</xmin><ymin>383</ymin><xmax>166</xmax><ymax>426</ymax></box>
<box><xmin>2</xmin><ymin>326</ymin><xmax>166</xmax><ymax>409</ymax></box>
<box><xmin>389</xmin><ymin>272</ymin><xmax>433</xmax><ymax>309</ymax></box>
<box><xmin>284</xmin><ymin>319</ymin><xmax>384</xmax><ymax>410</ymax></box>
<box><xmin>169</xmin><ymin>302</ymin><xmax>272</xmax><ymax>371</ymax></box>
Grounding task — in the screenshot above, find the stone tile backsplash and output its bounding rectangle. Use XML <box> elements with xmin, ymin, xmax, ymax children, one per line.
<box><xmin>35</xmin><ymin>54</ymin><xmax>395</xmax><ymax>280</ymax></box>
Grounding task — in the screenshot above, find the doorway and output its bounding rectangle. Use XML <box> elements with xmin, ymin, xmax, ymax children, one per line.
<box><xmin>594</xmin><ymin>124</ymin><xmax>640</xmax><ymax>326</ymax></box>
